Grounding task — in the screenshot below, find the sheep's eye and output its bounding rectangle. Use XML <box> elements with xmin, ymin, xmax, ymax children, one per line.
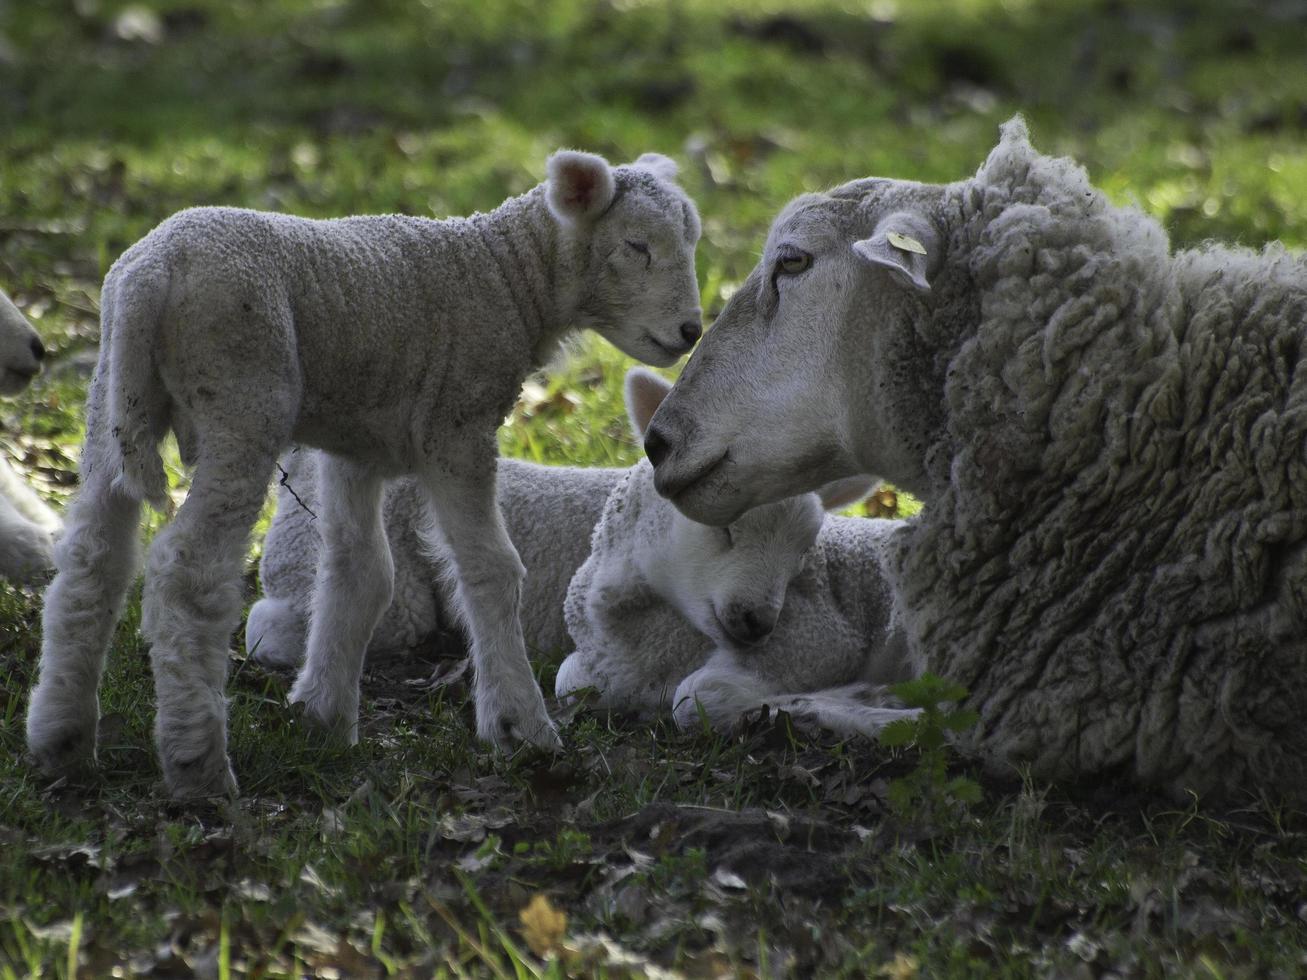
<box><xmin>775</xmin><ymin>247</ymin><xmax>812</xmax><ymax>277</ymax></box>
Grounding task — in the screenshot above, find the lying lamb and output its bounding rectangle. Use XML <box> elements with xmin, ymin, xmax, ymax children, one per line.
<box><xmin>27</xmin><ymin>150</ymin><xmax>703</xmax><ymax>798</ymax></box>
<box><xmin>251</xmin><ymin>368</ymin><xmax>912</xmax><ymax>737</ymax></box>
<box><xmin>558</xmin><ymin>369</ymin><xmax>915</xmax><ymax>735</ymax></box>
<box><xmin>646</xmin><ymin>117</ymin><xmax>1307</xmax><ymax>803</ymax></box>
<box><xmin>0</xmin><ymin>287</ymin><xmax>58</xmax><ymax>583</ymax></box>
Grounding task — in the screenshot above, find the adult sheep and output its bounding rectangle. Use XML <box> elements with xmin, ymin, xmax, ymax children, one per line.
<box><xmin>644</xmin><ymin>118</ymin><xmax>1307</xmax><ymax>803</ymax></box>
<box><xmin>27</xmin><ymin>151</ymin><xmax>703</xmax><ymax>799</ymax></box>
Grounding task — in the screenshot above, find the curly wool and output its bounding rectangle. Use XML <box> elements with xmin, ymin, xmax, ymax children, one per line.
<box><xmin>888</xmin><ymin>120</ymin><xmax>1307</xmax><ymax>801</ymax></box>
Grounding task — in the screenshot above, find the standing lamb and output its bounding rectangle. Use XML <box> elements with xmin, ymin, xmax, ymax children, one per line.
<box><xmin>558</xmin><ymin>369</ymin><xmax>915</xmax><ymax>735</ymax></box>
<box><xmin>0</xmin><ymin>287</ymin><xmax>59</xmax><ymax>583</ymax></box>
<box><xmin>26</xmin><ymin>151</ymin><xmax>703</xmax><ymax>798</ymax></box>
<box><xmin>644</xmin><ymin>117</ymin><xmax>1307</xmax><ymax>803</ymax></box>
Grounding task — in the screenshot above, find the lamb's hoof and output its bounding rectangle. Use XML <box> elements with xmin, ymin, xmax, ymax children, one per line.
<box><xmin>162</xmin><ymin>751</ymin><xmax>239</xmax><ymax>800</ymax></box>
<box><xmin>289</xmin><ymin>696</ymin><xmax>360</xmax><ymax>746</ymax></box>
<box><xmin>26</xmin><ymin>720</ymin><xmax>98</xmax><ymax>777</ymax></box>
<box><xmin>477</xmin><ymin>687</ymin><xmax>561</xmax><ymax>752</ymax></box>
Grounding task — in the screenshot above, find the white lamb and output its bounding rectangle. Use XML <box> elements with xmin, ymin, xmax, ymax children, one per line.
<box><xmin>0</xmin><ymin>287</ymin><xmax>58</xmax><ymax>583</ymax></box>
<box><xmin>557</xmin><ymin>369</ymin><xmax>916</xmax><ymax>735</ymax></box>
<box><xmin>26</xmin><ymin>151</ymin><xmax>703</xmax><ymax>798</ymax></box>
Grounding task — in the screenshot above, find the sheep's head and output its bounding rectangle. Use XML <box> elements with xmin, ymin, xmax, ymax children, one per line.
<box><xmin>639</xmin><ymin>165</ymin><xmax>967</xmax><ymax>525</ymax></box>
<box><xmin>622</xmin><ymin>368</ymin><xmax>872</xmax><ymax>648</ymax></box>
<box><xmin>0</xmin><ymin>289</ymin><xmax>46</xmax><ymax>396</ymax></box>
<box><xmin>547</xmin><ymin>151</ymin><xmax>702</xmax><ymax>367</ymax></box>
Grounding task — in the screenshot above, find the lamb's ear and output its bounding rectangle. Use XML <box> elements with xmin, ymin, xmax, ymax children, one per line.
<box><xmin>633</xmin><ymin>152</ymin><xmax>679</xmax><ymax>182</ymax></box>
<box><xmin>624</xmin><ymin>367</ymin><xmax>672</xmax><ymax>440</ymax></box>
<box><xmin>852</xmin><ymin>211</ymin><xmax>941</xmax><ymax>293</ymax></box>
<box><xmin>546</xmin><ymin>150</ymin><xmax>617</xmax><ymax>225</ymax></box>
<box><xmin>816</xmin><ymin>476</ymin><xmax>878</xmax><ymax>512</ymax></box>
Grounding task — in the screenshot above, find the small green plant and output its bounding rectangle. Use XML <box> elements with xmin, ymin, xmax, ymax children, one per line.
<box><xmin>879</xmin><ymin>674</ymin><xmax>982</xmax><ymax>819</ymax></box>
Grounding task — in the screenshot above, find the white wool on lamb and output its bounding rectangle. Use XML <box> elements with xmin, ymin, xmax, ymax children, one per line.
<box><xmin>557</xmin><ymin>369</ymin><xmax>916</xmax><ymax>735</ymax></box>
<box><xmin>0</xmin><ymin>288</ymin><xmax>58</xmax><ymax>584</ymax></box>
<box><xmin>26</xmin><ymin>151</ymin><xmax>702</xmax><ymax>798</ymax></box>
<box><xmin>247</xmin><ymin>449</ymin><xmax>624</xmax><ymax>667</ymax></box>
<box><xmin>646</xmin><ymin>117</ymin><xmax>1307</xmax><ymax>803</ymax></box>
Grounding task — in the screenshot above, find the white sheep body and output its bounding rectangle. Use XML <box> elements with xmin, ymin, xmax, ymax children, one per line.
<box><xmin>27</xmin><ymin>152</ymin><xmax>703</xmax><ymax>797</ymax></box>
<box><xmin>249</xmin><ymin>451</ymin><xmax>624</xmax><ymax>665</ymax></box>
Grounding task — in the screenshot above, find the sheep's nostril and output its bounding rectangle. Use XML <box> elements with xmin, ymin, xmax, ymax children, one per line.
<box><xmin>679</xmin><ymin>320</ymin><xmax>702</xmax><ymax>347</ymax></box>
<box><xmin>30</xmin><ymin>336</ymin><xmax>45</xmax><ymax>361</ymax></box>
<box><xmin>644</xmin><ymin>425</ymin><xmax>673</xmax><ymax>469</ymax></box>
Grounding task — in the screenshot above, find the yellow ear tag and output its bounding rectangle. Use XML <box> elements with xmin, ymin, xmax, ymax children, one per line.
<box><xmin>886</xmin><ymin>231</ymin><xmax>927</xmax><ymax>255</ymax></box>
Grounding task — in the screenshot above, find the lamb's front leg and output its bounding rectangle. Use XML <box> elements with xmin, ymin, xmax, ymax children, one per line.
<box><xmin>421</xmin><ymin>461</ymin><xmax>559</xmax><ymax>751</ymax></box>
<box><xmin>287</xmin><ymin>456</ymin><xmax>393</xmax><ymax>742</ymax></box>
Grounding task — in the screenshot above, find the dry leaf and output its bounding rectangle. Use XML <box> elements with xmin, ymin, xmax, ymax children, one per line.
<box><xmin>878</xmin><ymin>951</ymin><xmax>920</xmax><ymax>979</ymax></box>
<box><xmin>519</xmin><ymin>893</ymin><xmax>567</xmax><ymax>958</ymax></box>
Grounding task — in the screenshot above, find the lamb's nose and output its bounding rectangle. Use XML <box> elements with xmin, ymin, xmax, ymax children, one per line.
<box><xmin>679</xmin><ymin>320</ymin><xmax>702</xmax><ymax>347</ymax></box>
<box><xmin>739</xmin><ymin>610</ymin><xmax>770</xmax><ymax>642</ymax></box>
<box><xmin>644</xmin><ymin>424</ymin><xmax>673</xmax><ymax>469</ymax></box>
<box><xmin>30</xmin><ymin>336</ymin><xmax>45</xmax><ymax>361</ymax></box>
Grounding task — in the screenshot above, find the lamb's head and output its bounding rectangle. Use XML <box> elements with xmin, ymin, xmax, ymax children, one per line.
<box><xmin>0</xmin><ymin>289</ymin><xmax>47</xmax><ymax>395</ymax></box>
<box><xmin>546</xmin><ymin>151</ymin><xmax>702</xmax><ymax>367</ymax></box>
<box><xmin>624</xmin><ymin>368</ymin><xmax>873</xmax><ymax>648</ymax></box>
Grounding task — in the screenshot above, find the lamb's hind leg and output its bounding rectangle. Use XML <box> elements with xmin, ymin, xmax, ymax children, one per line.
<box><xmin>421</xmin><ymin>461</ymin><xmax>559</xmax><ymax>750</ymax></box>
<box><xmin>287</xmin><ymin>457</ymin><xmax>392</xmax><ymax>741</ymax></box>
<box><xmin>142</xmin><ymin>447</ymin><xmax>278</xmax><ymax>798</ymax></box>
<box><xmin>27</xmin><ymin>375</ymin><xmax>142</xmax><ymax>775</ymax></box>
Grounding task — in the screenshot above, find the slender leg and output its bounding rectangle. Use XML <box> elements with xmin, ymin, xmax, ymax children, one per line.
<box><xmin>287</xmin><ymin>456</ymin><xmax>393</xmax><ymax>742</ymax></box>
<box><xmin>420</xmin><ymin>460</ymin><xmax>559</xmax><ymax>750</ymax></box>
<box><xmin>26</xmin><ymin>376</ymin><xmax>142</xmax><ymax>774</ymax></box>
<box><xmin>141</xmin><ymin>449</ymin><xmax>277</xmax><ymax>798</ymax></box>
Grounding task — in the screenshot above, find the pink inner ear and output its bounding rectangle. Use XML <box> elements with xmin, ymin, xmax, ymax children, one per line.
<box><xmin>563</xmin><ymin>164</ymin><xmax>598</xmax><ymax>208</ymax></box>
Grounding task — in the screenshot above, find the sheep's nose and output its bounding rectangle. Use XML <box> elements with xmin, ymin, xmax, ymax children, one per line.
<box><xmin>679</xmin><ymin>320</ymin><xmax>702</xmax><ymax>347</ymax></box>
<box><xmin>725</xmin><ymin>606</ymin><xmax>778</xmax><ymax>646</ymax></box>
<box><xmin>30</xmin><ymin>336</ymin><xmax>45</xmax><ymax>361</ymax></box>
<box><xmin>644</xmin><ymin>424</ymin><xmax>673</xmax><ymax>469</ymax></box>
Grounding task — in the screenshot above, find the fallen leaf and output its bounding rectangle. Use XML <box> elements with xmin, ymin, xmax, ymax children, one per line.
<box><xmin>519</xmin><ymin>893</ymin><xmax>567</xmax><ymax>958</ymax></box>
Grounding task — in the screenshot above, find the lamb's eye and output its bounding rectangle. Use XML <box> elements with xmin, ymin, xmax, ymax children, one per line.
<box><xmin>775</xmin><ymin>247</ymin><xmax>812</xmax><ymax>277</ymax></box>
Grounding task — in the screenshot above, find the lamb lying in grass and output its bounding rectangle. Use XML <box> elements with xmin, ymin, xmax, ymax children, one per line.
<box><xmin>645</xmin><ymin>117</ymin><xmax>1307</xmax><ymax>803</ymax></box>
<box><xmin>0</xmin><ymin>288</ymin><xmax>58</xmax><ymax>583</ymax></box>
<box><xmin>27</xmin><ymin>150</ymin><xmax>703</xmax><ymax>798</ymax></box>
<box><xmin>557</xmin><ymin>370</ymin><xmax>916</xmax><ymax>735</ymax></box>
<box><xmin>251</xmin><ymin>369</ymin><xmax>914</xmax><ymax>737</ymax></box>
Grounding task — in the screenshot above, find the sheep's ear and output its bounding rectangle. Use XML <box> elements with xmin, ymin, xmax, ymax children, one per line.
<box><xmin>816</xmin><ymin>476</ymin><xmax>877</xmax><ymax>512</ymax></box>
<box><xmin>624</xmin><ymin>367</ymin><xmax>672</xmax><ymax>439</ymax></box>
<box><xmin>852</xmin><ymin>211</ymin><xmax>941</xmax><ymax>293</ymax></box>
<box><xmin>633</xmin><ymin>152</ymin><xmax>679</xmax><ymax>182</ymax></box>
<box><xmin>546</xmin><ymin>150</ymin><xmax>617</xmax><ymax>225</ymax></box>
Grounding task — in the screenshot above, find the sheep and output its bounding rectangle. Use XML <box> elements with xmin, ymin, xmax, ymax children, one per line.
<box><xmin>25</xmin><ymin>150</ymin><xmax>703</xmax><ymax>798</ymax></box>
<box><xmin>246</xmin><ymin>448</ymin><xmax>625</xmax><ymax>669</ymax></box>
<box><xmin>0</xmin><ymin>287</ymin><xmax>58</xmax><ymax>583</ymax></box>
<box><xmin>643</xmin><ymin>116</ymin><xmax>1307</xmax><ymax>803</ymax></box>
<box><xmin>558</xmin><ymin>369</ymin><xmax>916</xmax><ymax>736</ymax></box>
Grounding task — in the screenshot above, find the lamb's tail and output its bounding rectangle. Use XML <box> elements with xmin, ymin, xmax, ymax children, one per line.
<box><xmin>100</xmin><ymin>259</ymin><xmax>172</xmax><ymax>512</ymax></box>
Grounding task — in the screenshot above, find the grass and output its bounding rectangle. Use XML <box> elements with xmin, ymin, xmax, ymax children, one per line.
<box><xmin>2</xmin><ymin>0</ymin><xmax>1307</xmax><ymax>975</ymax></box>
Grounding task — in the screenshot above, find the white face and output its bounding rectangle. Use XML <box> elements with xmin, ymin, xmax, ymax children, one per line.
<box><xmin>545</xmin><ymin>151</ymin><xmax>702</xmax><ymax>368</ymax></box>
<box><xmin>647</xmin><ymin>491</ymin><xmax>824</xmax><ymax>649</ymax></box>
<box><xmin>581</xmin><ymin>167</ymin><xmax>703</xmax><ymax>367</ymax></box>
<box><xmin>0</xmin><ymin>290</ymin><xmax>45</xmax><ymax>396</ymax></box>
<box><xmin>642</xmin><ymin>180</ymin><xmax>950</xmax><ymax>525</ymax></box>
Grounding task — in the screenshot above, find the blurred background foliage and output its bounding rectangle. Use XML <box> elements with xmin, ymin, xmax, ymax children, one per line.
<box><xmin>1</xmin><ymin>0</ymin><xmax>1305</xmax><ymax>486</ymax></box>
